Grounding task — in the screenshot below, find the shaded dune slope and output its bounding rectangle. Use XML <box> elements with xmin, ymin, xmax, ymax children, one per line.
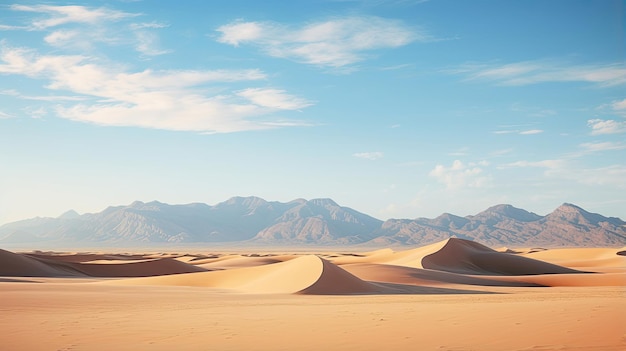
<box><xmin>422</xmin><ymin>238</ymin><xmax>583</xmax><ymax>275</ymax></box>
<box><xmin>375</xmin><ymin>238</ymin><xmax>583</xmax><ymax>275</ymax></box>
<box><xmin>0</xmin><ymin>249</ymin><xmax>206</xmax><ymax>277</ymax></box>
<box><xmin>105</xmin><ymin>255</ymin><xmax>389</xmax><ymax>294</ymax></box>
<box><xmin>68</xmin><ymin>258</ymin><xmax>207</xmax><ymax>277</ymax></box>
<box><xmin>0</xmin><ymin>249</ymin><xmax>82</xmax><ymax>277</ymax></box>
<box><xmin>343</xmin><ymin>263</ymin><xmax>543</xmax><ymax>287</ymax></box>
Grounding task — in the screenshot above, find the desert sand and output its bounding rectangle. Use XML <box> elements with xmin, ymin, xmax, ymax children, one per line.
<box><xmin>1</xmin><ymin>238</ymin><xmax>624</xmax><ymax>350</ymax></box>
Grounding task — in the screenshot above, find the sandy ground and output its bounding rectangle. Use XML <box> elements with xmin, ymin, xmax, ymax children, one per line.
<box><xmin>1</xmin><ymin>238</ymin><xmax>624</xmax><ymax>351</ymax></box>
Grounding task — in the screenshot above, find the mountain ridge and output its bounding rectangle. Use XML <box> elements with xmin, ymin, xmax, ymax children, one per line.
<box><xmin>1</xmin><ymin>197</ymin><xmax>624</xmax><ymax>247</ymax></box>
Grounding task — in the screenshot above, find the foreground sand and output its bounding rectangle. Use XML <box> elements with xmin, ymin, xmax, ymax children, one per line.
<box><xmin>1</xmin><ymin>238</ymin><xmax>625</xmax><ymax>350</ymax></box>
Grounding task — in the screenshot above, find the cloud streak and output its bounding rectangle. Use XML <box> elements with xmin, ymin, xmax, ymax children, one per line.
<box><xmin>579</xmin><ymin>141</ymin><xmax>626</xmax><ymax>152</ymax></box>
<box><xmin>4</xmin><ymin>4</ymin><xmax>168</xmax><ymax>56</ymax></box>
<box><xmin>9</xmin><ymin>4</ymin><xmax>138</xmax><ymax>30</ymax></box>
<box><xmin>587</xmin><ymin>119</ymin><xmax>626</xmax><ymax>135</ymax></box>
<box><xmin>216</xmin><ymin>16</ymin><xmax>421</xmax><ymax>69</ymax></box>
<box><xmin>451</xmin><ymin>60</ymin><xmax>626</xmax><ymax>87</ymax></box>
<box><xmin>0</xmin><ymin>46</ymin><xmax>313</xmax><ymax>133</ymax></box>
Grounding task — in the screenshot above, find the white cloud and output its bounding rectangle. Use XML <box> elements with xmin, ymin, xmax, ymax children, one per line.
<box><xmin>519</xmin><ymin>129</ymin><xmax>543</xmax><ymax>135</ymax></box>
<box><xmin>451</xmin><ymin>60</ymin><xmax>626</xmax><ymax>87</ymax></box>
<box><xmin>0</xmin><ymin>24</ymin><xmax>29</xmax><ymax>31</ymax></box>
<box><xmin>429</xmin><ymin>160</ymin><xmax>491</xmax><ymax>190</ymax></box>
<box><xmin>0</xmin><ymin>89</ymin><xmax>86</xmax><ymax>101</ymax></box>
<box><xmin>353</xmin><ymin>152</ymin><xmax>384</xmax><ymax>160</ymax></box>
<box><xmin>579</xmin><ymin>141</ymin><xmax>626</xmax><ymax>152</ymax></box>
<box><xmin>587</xmin><ymin>119</ymin><xmax>626</xmax><ymax>135</ymax></box>
<box><xmin>216</xmin><ymin>16</ymin><xmax>421</xmax><ymax>68</ymax></box>
<box><xmin>501</xmin><ymin>159</ymin><xmax>564</xmax><ymax>170</ymax></box>
<box><xmin>134</xmin><ymin>30</ymin><xmax>171</xmax><ymax>56</ymax></box>
<box><xmin>216</xmin><ymin>21</ymin><xmax>265</xmax><ymax>46</ymax></box>
<box><xmin>44</xmin><ymin>30</ymin><xmax>81</xmax><ymax>46</ymax></box>
<box><xmin>129</xmin><ymin>22</ymin><xmax>169</xmax><ymax>30</ymax></box>
<box><xmin>9</xmin><ymin>4</ymin><xmax>138</xmax><ymax>30</ymax></box>
<box><xmin>0</xmin><ymin>110</ymin><xmax>14</xmax><ymax>119</ymax></box>
<box><xmin>7</xmin><ymin>5</ymin><xmax>167</xmax><ymax>56</ymax></box>
<box><xmin>0</xmin><ymin>46</ymin><xmax>313</xmax><ymax>133</ymax></box>
<box><xmin>613</xmin><ymin>98</ymin><xmax>626</xmax><ymax>110</ymax></box>
<box><xmin>236</xmin><ymin>88</ymin><xmax>312</xmax><ymax>110</ymax></box>
<box><xmin>610</xmin><ymin>98</ymin><xmax>626</xmax><ymax>117</ymax></box>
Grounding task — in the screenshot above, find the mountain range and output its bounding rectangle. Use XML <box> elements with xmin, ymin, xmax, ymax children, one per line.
<box><xmin>1</xmin><ymin>197</ymin><xmax>625</xmax><ymax>247</ymax></box>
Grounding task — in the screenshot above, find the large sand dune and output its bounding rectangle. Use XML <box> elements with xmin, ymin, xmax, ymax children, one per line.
<box><xmin>1</xmin><ymin>239</ymin><xmax>624</xmax><ymax>350</ymax></box>
<box><xmin>105</xmin><ymin>255</ymin><xmax>389</xmax><ymax>294</ymax></box>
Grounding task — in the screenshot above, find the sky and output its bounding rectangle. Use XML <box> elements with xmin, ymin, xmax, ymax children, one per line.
<box><xmin>0</xmin><ymin>0</ymin><xmax>625</xmax><ymax>225</ymax></box>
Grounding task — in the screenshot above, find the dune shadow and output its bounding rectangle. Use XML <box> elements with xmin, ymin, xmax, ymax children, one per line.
<box><xmin>372</xmin><ymin>282</ymin><xmax>498</xmax><ymax>295</ymax></box>
<box><xmin>0</xmin><ymin>277</ymin><xmax>41</xmax><ymax>283</ymax></box>
<box><xmin>299</xmin><ymin>281</ymin><xmax>498</xmax><ymax>296</ymax></box>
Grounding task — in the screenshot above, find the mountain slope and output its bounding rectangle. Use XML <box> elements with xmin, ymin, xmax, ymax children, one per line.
<box><xmin>0</xmin><ymin>199</ymin><xmax>624</xmax><ymax>247</ymax></box>
<box><xmin>373</xmin><ymin>203</ymin><xmax>625</xmax><ymax>247</ymax></box>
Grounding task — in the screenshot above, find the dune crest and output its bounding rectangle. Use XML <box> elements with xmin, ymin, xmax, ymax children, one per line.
<box><xmin>420</xmin><ymin>238</ymin><xmax>582</xmax><ymax>275</ymax></box>
<box><xmin>0</xmin><ymin>249</ymin><xmax>207</xmax><ymax>278</ymax></box>
<box><xmin>0</xmin><ymin>249</ymin><xmax>81</xmax><ymax>277</ymax></box>
<box><xmin>104</xmin><ymin>255</ymin><xmax>385</xmax><ymax>295</ymax></box>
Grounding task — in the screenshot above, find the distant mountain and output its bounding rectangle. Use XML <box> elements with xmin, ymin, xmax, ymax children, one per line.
<box><xmin>253</xmin><ymin>198</ymin><xmax>383</xmax><ymax>244</ymax></box>
<box><xmin>0</xmin><ymin>198</ymin><xmax>624</xmax><ymax>247</ymax></box>
<box><xmin>373</xmin><ymin>203</ymin><xmax>625</xmax><ymax>247</ymax></box>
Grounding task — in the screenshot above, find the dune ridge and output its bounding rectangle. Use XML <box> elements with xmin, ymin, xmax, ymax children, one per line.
<box><xmin>420</xmin><ymin>238</ymin><xmax>583</xmax><ymax>275</ymax></box>
<box><xmin>0</xmin><ymin>249</ymin><xmax>207</xmax><ymax>277</ymax></box>
<box><xmin>103</xmin><ymin>255</ymin><xmax>389</xmax><ymax>294</ymax></box>
<box><xmin>1</xmin><ymin>237</ymin><xmax>624</xmax><ymax>292</ymax></box>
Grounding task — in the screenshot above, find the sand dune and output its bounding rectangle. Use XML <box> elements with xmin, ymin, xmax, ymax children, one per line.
<box><xmin>0</xmin><ymin>248</ymin><xmax>82</xmax><ymax>277</ymax></box>
<box><xmin>104</xmin><ymin>255</ymin><xmax>389</xmax><ymax>294</ymax></box>
<box><xmin>2</xmin><ymin>240</ymin><xmax>625</xmax><ymax>350</ymax></box>
<box><xmin>0</xmin><ymin>249</ymin><xmax>207</xmax><ymax>277</ymax></box>
<box><xmin>342</xmin><ymin>263</ymin><xmax>543</xmax><ymax>287</ymax></box>
<box><xmin>522</xmin><ymin>247</ymin><xmax>626</xmax><ymax>272</ymax></box>
<box><xmin>195</xmin><ymin>255</ymin><xmax>284</xmax><ymax>269</ymax></box>
<box><xmin>331</xmin><ymin>238</ymin><xmax>582</xmax><ymax>276</ymax></box>
<box><xmin>419</xmin><ymin>238</ymin><xmax>583</xmax><ymax>275</ymax></box>
<box><xmin>69</xmin><ymin>258</ymin><xmax>208</xmax><ymax>277</ymax></box>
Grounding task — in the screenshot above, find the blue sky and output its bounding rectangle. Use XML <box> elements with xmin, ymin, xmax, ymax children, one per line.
<box><xmin>1</xmin><ymin>0</ymin><xmax>625</xmax><ymax>225</ymax></box>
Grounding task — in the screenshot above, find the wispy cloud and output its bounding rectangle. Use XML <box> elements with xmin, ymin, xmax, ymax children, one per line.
<box><xmin>353</xmin><ymin>152</ymin><xmax>384</xmax><ymax>160</ymax></box>
<box><xmin>500</xmin><ymin>159</ymin><xmax>564</xmax><ymax>170</ymax></box>
<box><xmin>236</xmin><ymin>88</ymin><xmax>312</xmax><ymax>110</ymax></box>
<box><xmin>0</xmin><ymin>46</ymin><xmax>313</xmax><ymax>133</ymax></box>
<box><xmin>579</xmin><ymin>141</ymin><xmax>626</xmax><ymax>152</ymax></box>
<box><xmin>587</xmin><ymin>119</ymin><xmax>626</xmax><ymax>135</ymax></box>
<box><xmin>216</xmin><ymin>16</ymin><xmax>422</xmax><ymax>69</ymax></box>
<box><xmin>493</xmin><ymin>129</ymin><xmax>544</xmax><ymax>135</ymax></box>
<box><xmin>0</xmin><ymin>110</ymin><xmax>14</xmax><ymax>119</ymax></box>
<box><xmin>1</xmin><ymin>89</ymin><xmax>87</xmax><ymax>101</ymax></box>
<box><xmin>8</xmin><ymin>4</ymin><xmax>138</xmax><ymax>30</ymax></box>
<box><xmin>519</xmin><ymin>129</ymin><xmax>543</xmax><ymax>135</ymax></box>
<box><xmin>490</xmin><ymin>148</ymin><xmax>513</xmax><ymax>156</ymax></box>
<box><xmin>429</xmin><ymin>160</ymin><xmax>491</xmax><ymax>190</ymax></box>
<box><xmin>608</xmin><ymin>98</ymin><xmax>626</xmax><ymax>117</ymax></box>
<box><xmin>450</xmin><ymin>60</ymin><xmax>626</xmax><ymax>87</ymax></box>
<box><xmin>5</xmin><ymin>5</ymin><xmax>167</xmax><ymax>56</ymax></box>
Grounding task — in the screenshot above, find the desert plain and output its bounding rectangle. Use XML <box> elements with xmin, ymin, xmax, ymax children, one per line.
<box><xmin>1</xmin><ymin>238</ymin><xmax>625</xmax><ymax>351</ymax></box>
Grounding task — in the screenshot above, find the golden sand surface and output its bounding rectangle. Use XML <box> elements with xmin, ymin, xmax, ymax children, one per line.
<box><xmin>1</xmin><ymin>238</ymin><xmax>624</xmax><ymax>350</ymax></box>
